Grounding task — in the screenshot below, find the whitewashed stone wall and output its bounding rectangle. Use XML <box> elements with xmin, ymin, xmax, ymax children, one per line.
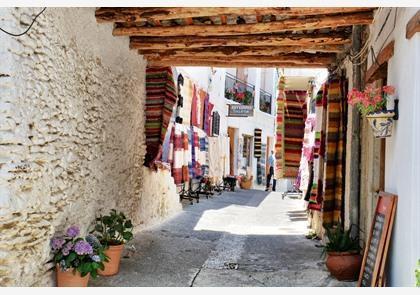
<box><xmin>0</xmin><ymin>7</ymin><xmax>180</xmax><ymax>286</ymax></box>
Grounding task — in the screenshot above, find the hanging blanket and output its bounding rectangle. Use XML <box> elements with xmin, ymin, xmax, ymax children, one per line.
<box><xmin>308</xmin><ymin>84</ymin><xmax>328</xmax><ymax>211</ymax></box>
<box><xmin>274</xmin><ymin>76</ymin><xmax>286</xmax><ymax>179</ymax></box>
<box><xmin>145</xmin><ymin>67</ymin><xmax>177</xmax><ymax>167</ymax></box>
<box><xmin>284</xmin><ymin>90</ymin><xmax>307</xmax><ymax>178</ymax></box>
<box><xmin>169</xmin><ymin>123</ymin><xmax>191</xmax><ymax>185</ymax></box>
<box><xmin>321</xmin><ymin>78</ymin><xmax>345</xmax><ymax>226</ymax></box>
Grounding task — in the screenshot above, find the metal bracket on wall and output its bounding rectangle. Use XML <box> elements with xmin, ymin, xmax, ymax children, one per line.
<box><xmin>393</xmin><ymin>98</ymin><xmax>399</xmax><ymax>120</ymax></box>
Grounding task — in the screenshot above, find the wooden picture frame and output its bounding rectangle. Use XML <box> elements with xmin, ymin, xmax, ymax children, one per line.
<box><xmin>358</xmin><ymin>192</ymin><xmax>398</xmax><ymax>287</ymax></box>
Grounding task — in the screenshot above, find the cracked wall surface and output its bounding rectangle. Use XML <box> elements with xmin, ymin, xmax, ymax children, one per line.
<box><xmin>0</xmin><ymin>7</ymin><xmax>180</xmax><ymax>286</ymax></box>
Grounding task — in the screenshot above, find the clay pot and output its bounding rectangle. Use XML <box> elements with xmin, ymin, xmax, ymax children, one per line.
<box><xmin>56</xmin><ymin>266</ymin><xmax>90</xmax><ymax>287</ymax></box>
<box><xmin>366</xmin><ymin>111</ymin><xmax>395</xmax><ymax>138</ymax></box>
<box><xmin>98</xmin><ymin>244</ymin><xmax>124</xmax><ymax>276</ymax></box>
<box><xmin>239</xmin><ymin>176</ymin><xmax>253</xmax><ymax>190</ymax></box>
<box><xmin>326</xmin><ymin>251</ymin><xmax>362</xmax><ymax>281</ymax></box>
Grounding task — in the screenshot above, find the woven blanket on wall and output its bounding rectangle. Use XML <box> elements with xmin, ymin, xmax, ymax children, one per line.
<box><xmin>254</xmin><ymin>128</ymin><xmax>262</xmax><ymax>158</ymax></box>
<box><xmin>274</xmin><ymin>76</ymin><xmax>286</xmax><ymax>179</ymax></box>
<box><xmin>284</xmin><ymin>90</ymin><xmax>307</xmax><ymax>178</ymax></box>
<box><xmin>168</xmin><ymin>123</ymin><xmax>191</xmax><ymax>185</ymax></box>
<box><xmin>308</xmin><ymin>83</ymin><xmax>328</xmax><ymax>211</ymax></box>
<box><xmin>179</xmin><ymin>78</ymin><xmax>193</xmax><ymax>125</ymax></box>
<box><xmin>145</xmin><ymin>67</ymin><xmax>177</xmax><ymax>167</ymax></box>
<box><xmin>321</xmin><ymin>78</ymin><xmax>345</xmax><ymax>226</ymax></box>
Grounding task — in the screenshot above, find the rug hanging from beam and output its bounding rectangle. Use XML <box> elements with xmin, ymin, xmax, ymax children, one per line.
<box><xmin>274</xmin><ymin>76</ymin><xmax>286</xmax><ymax>179</ymax></box>
<box><xmin>284</xmin><ymin>90</ymin><xmax>307</xmax><ymax>178</ymax></box>
<box><xmin>308</xmin><ymin>83</ymin><xmax>328</xmax><ymax>211</ymax></box>
<box><xmin>145</xmin><ymin>67</ymin><xmax>177</xmax><ymax>167</ymax></box>
<box><xmin>254</xmin><ymin>128</ymin><xmax>262</xmax><ymax>158</ymax></box>
<box><xmin>321</xmin><ymin>78</ymin><xmax>345</xmax><ymax>226</ymax></box>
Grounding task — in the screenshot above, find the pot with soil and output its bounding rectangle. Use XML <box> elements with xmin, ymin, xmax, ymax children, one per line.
<box><xmin>92</xmin><ymin>209</ymin><xmax>134</xmax><ymax>276</ymax></box>
<box><xmin>322</xmin><ymin>225</ymin><xmax>362</xmax><ymax>281</ymax></box>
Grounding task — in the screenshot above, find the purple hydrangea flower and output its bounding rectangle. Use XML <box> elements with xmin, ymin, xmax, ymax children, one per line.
<box><xmin>51</xmin><ymin>237</ymin><xmax>65</xmax><ymax>250</ymax></box>
<box><xmin>90</xmin><ymin>255</ymin><xmax>101</xmax><ymax>262</ymax></box>
<box><xmin>74</xmin><ymin>240</ymin><xmax>93</xmax><ymax>255</ymax></box>
<box><xmin>66</xmin><ymin>225</ymin><xmax>80</xmax><ymax>238</ymax></box>
<box><xmin>62</xmin><ymin>241</ymin><xmax>73</xmax><ymax>256</ymax></box>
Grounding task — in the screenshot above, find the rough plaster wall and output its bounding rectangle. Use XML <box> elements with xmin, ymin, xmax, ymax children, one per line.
<box><xmin>138</xmin><ymin>167</ymin><xmax>181</xmax><ymax>228</ymax></box>
<box><xmin>0</xmin><ymin>7</ymin><xmax>179</xmax><ymax>286</ymax></box>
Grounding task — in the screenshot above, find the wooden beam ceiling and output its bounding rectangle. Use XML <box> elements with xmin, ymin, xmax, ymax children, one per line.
<box><xmin>113</xmin><ymin>12</ymin><xmax>373</xmax><ymax>37</ymax></box>
<box><xmin>96</xmin><ymin>7</ymin><xmax>374</xmax><ymax>23</ymax></box>
<box><xmin>95</xmin><ymin>7</ymin><xmax>377</xmax><ymax>68</ymax></box>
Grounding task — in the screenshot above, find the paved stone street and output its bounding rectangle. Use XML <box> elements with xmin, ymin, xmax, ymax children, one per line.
<box><xmin>91</xmin><ymin>189</ymin><xmax>354</xmax><ymax>287</ymax></box>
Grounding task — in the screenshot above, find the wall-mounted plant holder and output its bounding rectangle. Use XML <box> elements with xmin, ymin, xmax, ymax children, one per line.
<box><xmin>366</xmin><ymin>98</ymin><xmax>399</xmax><ymax>138</ymax></box>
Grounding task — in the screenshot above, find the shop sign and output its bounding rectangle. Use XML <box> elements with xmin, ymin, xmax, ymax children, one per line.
<box><xmin>228</xmin><ymin>104</ymin><xmax>254</xmax><ymax>117</ymax></box>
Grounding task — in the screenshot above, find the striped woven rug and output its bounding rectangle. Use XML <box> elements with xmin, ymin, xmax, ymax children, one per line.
<box><xmin>274</xmin><ymin>76</ymin><xmax>286</xmax><ymax>179</ymax></box>
<box><xmin>284</xmin><ymin>90</ymin><xmax>307</xmax><ymax>178</ymax></box>
<box><xmin>145</xmin><ymin>67</ymin><xmax>177</xmax><ymax>167</ymax></box>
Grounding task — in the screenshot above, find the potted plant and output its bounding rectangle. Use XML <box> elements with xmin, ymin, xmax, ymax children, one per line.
<box><xmin>92</xmin><ymin>209</ymin><xmax>134</xmax><ymax>276</ymax></box>
<box><xmin>50</xmin><ymin>225</ymin><xmax>107</xmax><ymax>287</ymax></box>
<box><xmin>321</xmin><ymin>224</ymin><xmax>362</xmax><ymax>281</ymax></box>
<box><xmin>238</xmin><ymin>173</ymin><xmax>253</xmax><ymax>189</ymax></box>
<box><xmin>347</xmin><ymin>84</ymin><xmax>396</xmax><ymax>138</ymax></box>
<box><xmin>416</xmin><ymin>259</ymin><xmax>420</xmax><ymax>287</ymax></box>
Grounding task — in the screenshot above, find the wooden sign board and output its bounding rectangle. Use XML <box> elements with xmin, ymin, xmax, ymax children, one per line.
<box><xmin>228</xmin><ymin>104</ymin><xmax>254</xmax><ymax>117</ymax></box>
<box><xmin>358</xmin><ymin>192</ymin><xmax>398</xmax><ymax>287</ymax></box>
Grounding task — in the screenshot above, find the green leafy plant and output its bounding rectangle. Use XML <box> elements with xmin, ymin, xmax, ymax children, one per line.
<box><xmin>92</xmin><ymin>209</ymin><xmax>134</xmax><ymax>247</ymax></box>
<box><xmin>321</xmin><ymin>224</ymin><xmax>361</xmax><ymax>257</ymax></box>
<box><xmin>50</xmin><ymin>225</ymin><xmax>108</xmax><ymax>278</ymax></box>
<box><xmin>416</xmin><ymin>259</ymin><xmax>420</xmax><ymax>287</ymax></box>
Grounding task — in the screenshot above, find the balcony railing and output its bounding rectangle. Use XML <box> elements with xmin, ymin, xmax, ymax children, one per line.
<box><xmin>225</xmin><ymin>73</ymin><xmax>255</xmax><ymax>106</ymax></box>
<box><xmin>259</xmin><ymin>89</ymin><xmax>272</xmax><ymax>114</ymax></box>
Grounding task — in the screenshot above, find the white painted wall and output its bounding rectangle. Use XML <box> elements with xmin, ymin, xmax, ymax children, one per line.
<box><xmin>368</xmin><ymin>7</ymin><xmax>420</xmax><ymax>286</ymax></box>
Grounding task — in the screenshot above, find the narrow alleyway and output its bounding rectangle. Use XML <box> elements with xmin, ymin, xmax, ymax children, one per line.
<box><xmin>91</xmin><ymin>189</ymin><xmax>354</xmax><ymax>287</ymax></box>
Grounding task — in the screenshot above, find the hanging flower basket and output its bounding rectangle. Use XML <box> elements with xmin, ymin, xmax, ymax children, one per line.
<box><xmin>366</xmin><ymin>110</ymin><xmax>395</xmax><ymax>138</ymax></box>
<box><xmin>347</xmin><ymin>84</ymin><xmax>398</xmax><ymax>138</ymax></box>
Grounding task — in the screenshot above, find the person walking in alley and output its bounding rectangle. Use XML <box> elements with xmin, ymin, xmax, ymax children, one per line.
<box><xmin>265</xmin><ymin>150</ymin><xmax>276</xmax><ymax>191</ymax></box>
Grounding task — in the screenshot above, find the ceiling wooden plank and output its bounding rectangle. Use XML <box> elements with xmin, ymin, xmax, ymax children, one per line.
<box><xmin>129</xmin><ymin>32</ymin><xmax>351</xmax><ymax>50</ymax></box>
<box><xmin>113</xmin><ymin>12</ymin><xmax>373</xmax><ymax>37</ymax></box>
<box><xmin>147</xmin><ymin>59</ymin><xmax>330</xmax><ymax>68</ymax></box>
<box><xmin>406</xmin><ymin>9</ymin><xmax>420</xmax><ymax>39</ymax></box>
<box><xmin>96</xmin><ymin>7</ymin><xmax>375</xmax><ymax>23</ymax></box>
<box><xmin>145</xmin><ymin>53</ymin><xmax>335</xmax><ymax>66</ymax></box>
<box><xmin>138</xmin><ymin>44</ymin><xmax>345</xmax><ymax>58</ymax></box>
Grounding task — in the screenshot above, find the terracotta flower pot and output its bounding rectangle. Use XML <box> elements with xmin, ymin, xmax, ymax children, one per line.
<box><xmin>239</xmin><ymin>176</ymin><xmax>253</xmax><ymax>189</ymax></box>
<box><xmin>326</xmin><ymin>251</ymin><xmax>362</xmax><ymax>281</ymax></box>
<box><xmin>56</xmin><ymin>265</ymin><xmax>90</xmax><ymax>287</ymax></box>
<box><xmin>98</xmin><ymin>244</ymin><xmax>124</xmax><ymax>276</ymax></box>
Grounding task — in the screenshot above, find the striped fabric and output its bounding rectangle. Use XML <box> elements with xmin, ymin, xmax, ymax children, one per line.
<box><xmin>168</xmin><ymin>123</ymin><xmax>191</xmax><ymax>185</ymax></box>
<box><xmin>254</xmin><ymin>128</ymin><xmax>262</xmax><ymax>158</ymax></box>
<box><xmin>145</xmin><ymin>67</ymin><xmax>177</xmax><ymax>167</ymax></box>
<box><xmin>179</xmin><ymin>78</ymin><xmax>193</xmax><ymax>125</ymax></box>
<box><xmin>322</xmin><ymin>78</ymin><xmax>345</xmax><ymax>226</ymax></box>
<box><xmin>274</xmin><ymin>76</ymin><xmax>286</xmax><ymax>179</ymax></box>
<box><xmin>284</xmin><ymin>90</ymin><xmax>308</xmax><ymax>178</ymax></box>
<box><xmin>308</xmin><ymin>84</ymin><xmax>328</xmax><ymax>211</ymax></box>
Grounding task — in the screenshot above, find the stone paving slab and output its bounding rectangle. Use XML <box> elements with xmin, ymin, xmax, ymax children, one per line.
<box><xmin>91</xmin><ymin>188</ymin><xmax>356</xmax><ymax>287</ymax></box>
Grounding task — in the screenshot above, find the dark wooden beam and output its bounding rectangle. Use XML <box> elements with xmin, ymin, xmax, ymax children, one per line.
<box><xmin>406</xmin><ymin>10</ymin><xmax>420</xmax><ymax>39</ymax></box>
<box><xmin>113</xmin><ymin>12</ymin><xmax>373</xmax><ymax>37</ymax></box>
<box><xmin>365</xmin><ymin>40</ymin><xmax>394</xmax><ymax>83</ymax></box>
<box><xmin>130</xmin><ymin>32</ymin><xmax>351</xmax><ymax>50</ymax></box>
<box><xmin>139</xmin><ymin>44</ymin><xmax>345</xmax><ymax>59</ymax></box>
<box><xmin>95</xmin><ymin>7</ymin><xmax>374</xmax><ymax>23</ymax></box>
<box><xmin>147</xmin><ymin>59</ymin><xmax>329</xmax><ymax>68</ymax></box>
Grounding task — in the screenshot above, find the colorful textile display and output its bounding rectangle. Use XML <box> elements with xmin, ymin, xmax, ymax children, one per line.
<box><xmin>321</xmin><ymin>78</ymin><xmax>345</xmax><ymax>226</ymax></box>
<box><xmin>179</xmin><ymin>78</ymin><xmax>193</xmax><ymax>125</ymax></box>
<box><xmin>284</xmin><ymin>90</ymin><xmax>308</xmax><ymax>178</ymax></box>
<box><xmin>297</xmin><ymin>114</ymin><xmax>316</xmax><ymax>192</ymax></box>
<box><xmin>168</xmin><ymin>123</ymin><xmax>191</xmax><ymax>185</ymax></box>
<box><xmin>274</xmin><ymin>76</ymin><xmax>286</xmax><ymax>179</ymax></box>
<box><xmin>254</xmin><ymin>128</ymin><xmax>262</xmax><ymax>158</ymax></box>
<box><xmin>308</xmin><ymin>84</ymin><xmax>328</xmax><ymax>211</ymax></box>
<box><xmin>145</xmin><ymin>67</ymin><xmax>177</xmax><ymax>167</ymax></box>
